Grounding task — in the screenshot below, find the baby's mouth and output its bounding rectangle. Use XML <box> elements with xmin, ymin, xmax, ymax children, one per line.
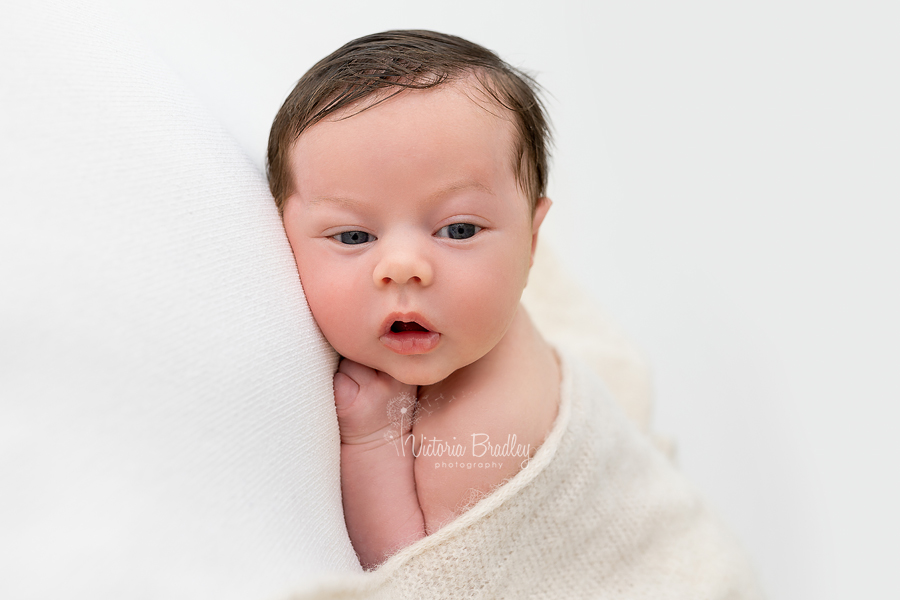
<box><xmin>381</xmin><ymin>319</ymin><xmax>440</xmax><ymax>355</ymax></box>
<box><xmin>391</xmin><ymin>321</ymin><xmax>430</xmax><ymax>333</ymax></box>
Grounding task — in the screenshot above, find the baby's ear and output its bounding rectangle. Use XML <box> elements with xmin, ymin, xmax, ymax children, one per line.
<box><xmin>530</xmin><ymin>197</ymin><xmax>552</xmax><ymax>266</ymax></box>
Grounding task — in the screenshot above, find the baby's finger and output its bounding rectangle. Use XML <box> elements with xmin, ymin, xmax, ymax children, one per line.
<box><xmin>336</xmin><ymin>357</ymin><xmax>380</xmax><ymax>386</ymax></box>
<box><xmin>333</xmin><ymin>371</ymin><xmax>360</xmax><ymax>410</ymax></box>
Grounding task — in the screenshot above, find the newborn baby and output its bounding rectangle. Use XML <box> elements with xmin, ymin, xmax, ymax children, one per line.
<box><xmin>269</xmin><ymin>32</ymin><xmax>764</xmax><ymax>599</ymax></box>
<box><xmin>268</xmin><ymin>30</ymin><xmax>560</xmax><ymax>569</ymax></box>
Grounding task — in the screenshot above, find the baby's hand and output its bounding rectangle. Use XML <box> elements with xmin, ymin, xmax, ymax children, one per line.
<box><xmin>334</xmin><ymin>358</ymin><xmax>417</xmax><ymax>447</ymax></box>
<box><xmin>334</xmin><ymin>359</ymin><xmax>425</xmax><ymax>568</ymax></box>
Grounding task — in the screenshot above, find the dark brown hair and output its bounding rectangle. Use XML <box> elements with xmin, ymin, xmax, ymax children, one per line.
<box><xmin>267</xmin><ymin>30</ymin><xmax>551</xmax><ymax>215</ymax></box>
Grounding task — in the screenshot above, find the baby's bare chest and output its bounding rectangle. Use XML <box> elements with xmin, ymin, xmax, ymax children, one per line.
<box><xmin>410</xmin><ymin>367</ymin><xmax>558</xmax><ymax>533</ymax></box>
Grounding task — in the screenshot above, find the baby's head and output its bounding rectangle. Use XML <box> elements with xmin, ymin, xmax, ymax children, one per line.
<box><xmin>268</xmin><ymin>30</ymin><xmax>550</xmax><ymax>217</ymax></box>
<box><xmin>268</xmin><ymin>30</ymin><xmax>553</xmax><ymax>386</ymax></box>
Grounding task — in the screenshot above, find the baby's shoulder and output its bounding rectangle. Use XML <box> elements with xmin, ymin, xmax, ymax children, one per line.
<box><xmin>416</xmin><ymin>338</ymin><xmax>558</xmax><ymax>433</ymax></box>
<box><xmin>410</xmin><ymin>307</ymin><xmax>561</xmax><ymax>532</ymax></box>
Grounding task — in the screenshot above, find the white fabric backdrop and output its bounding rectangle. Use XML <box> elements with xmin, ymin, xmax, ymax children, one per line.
<box><xmin>0</xmin><ymin>2</ymin><xmax>360</xmax><ymax>597</ymax></box>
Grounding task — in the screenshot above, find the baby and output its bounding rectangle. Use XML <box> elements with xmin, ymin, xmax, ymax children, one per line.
<box><xmin>269</xmin><ymin>32</ymin><xmax>765</xmax><ymax>598</ymax></box>
<box><xmin>267</xmin><ymin>30</ymin><xmax>560</xmax><ymax>569</ymax></box>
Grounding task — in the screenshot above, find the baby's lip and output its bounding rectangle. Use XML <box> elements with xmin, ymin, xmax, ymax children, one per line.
<box><xmin>379</xmin><ymin>312</ymin><xmax>438</xmax><ymax>337</ymax></box>
<box><xmin>379</xmin><ymin>311</ymin><xmax>441</xmax><ymax>355</ymax></box>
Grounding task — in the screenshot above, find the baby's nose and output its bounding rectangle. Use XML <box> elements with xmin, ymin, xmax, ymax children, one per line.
<box><xmin>373</xmin><ymin>243</ymin><xmax>433</xmax><ymax>287</ymax></box>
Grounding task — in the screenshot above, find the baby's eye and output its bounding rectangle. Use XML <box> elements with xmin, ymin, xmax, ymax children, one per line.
<box><xmin>333</xmin><ymin>231</ymin><xmax>375</xmax><ymax>245</ymax></box>
<box><xmin>436</xmin><ymin>223</ymin><xmax>481</xmax><ymax>240</ymax></box>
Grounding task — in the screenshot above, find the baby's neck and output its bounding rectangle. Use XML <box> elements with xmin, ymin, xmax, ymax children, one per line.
<box><xmin>417</xmin><ymin>304</ymin><xmax>558</xmax><ymax>408</ymax></box>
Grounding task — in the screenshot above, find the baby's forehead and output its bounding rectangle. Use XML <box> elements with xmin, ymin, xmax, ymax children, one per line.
<box><xmin>283</xmin><ymin>82</ymin><xmax>529</xmax><ymax>217</ymax></box>
<box><xmin>291</xmin><ymin>79</ymin><xmax>520</xmax><ymax>172</ymax></box>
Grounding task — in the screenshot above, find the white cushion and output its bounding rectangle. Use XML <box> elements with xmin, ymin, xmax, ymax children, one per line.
<box><xmin>0</xmin><ymin>1</ymin><xmax>359</xmax><ymax>597</ymax></box>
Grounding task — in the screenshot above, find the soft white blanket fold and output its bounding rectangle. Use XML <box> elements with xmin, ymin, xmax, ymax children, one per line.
<box><xmin>290</xmin><ymin>348</ymin><xmax>764</xmax><ymax>599</ymax></box>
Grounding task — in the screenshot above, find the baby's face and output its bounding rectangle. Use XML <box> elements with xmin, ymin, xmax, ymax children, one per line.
<box><xmin>282</xmin><ymin>81</ymin><xmax>548</xmax><ymax>386</ymax></box>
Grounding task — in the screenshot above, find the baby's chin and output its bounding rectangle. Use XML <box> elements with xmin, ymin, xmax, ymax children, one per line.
<box><xmin>341</xmin><ymin>353</ymin><xmax>454</xmax><ymax>387</ymax></box>
<box><xmin>380</xmin><ymin>364</ymin><xmax>450</xmax><ymax>387</ymax></box>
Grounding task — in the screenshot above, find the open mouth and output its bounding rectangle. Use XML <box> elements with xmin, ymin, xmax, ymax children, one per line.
<box><xmin>390</xmin><ymin>321</ymin><xmax>430</xmax><ymax>333</ymax></box>
<box><xmin>381</xmin><ymin>316</ymin><xmax>440</xmax><ymax>355</ymax></box>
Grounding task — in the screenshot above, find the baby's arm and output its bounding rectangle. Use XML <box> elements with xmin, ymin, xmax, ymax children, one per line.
<box><xmin>333</xmin><ymin>358</ymin><xmax>425</xmax><ymax>569</ymax></box>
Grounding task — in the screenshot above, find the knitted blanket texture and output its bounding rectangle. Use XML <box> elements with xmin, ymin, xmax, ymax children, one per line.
<box><xmin>290</xmin><ymin>349</ymin><xmax>765</xmax><ymax>599</ymax></box>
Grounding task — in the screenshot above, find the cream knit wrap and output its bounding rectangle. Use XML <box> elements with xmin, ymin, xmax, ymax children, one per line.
<box><xmin>289</xmin><ymin>349</ymin><xmax>765</xmax><ymax>599</ymax></box>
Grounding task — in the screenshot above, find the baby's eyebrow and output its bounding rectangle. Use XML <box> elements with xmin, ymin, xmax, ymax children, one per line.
<box><xmin>427</xmin><ymin>180</ymin><xmax>494</xmax><ymax>202</ymax></box>
<box><xmin>308</xmin><ymin>180</ymin><xmax>494</xmax><ymax>209</ymax></box>
<box><xmin>308</xmin><ymin>195</ymin><xmax>361</xmax><ymax>209</ymax></box>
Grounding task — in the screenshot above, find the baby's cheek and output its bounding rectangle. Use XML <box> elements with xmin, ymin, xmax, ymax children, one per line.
<box><xmin>454</xmin><ymin>262</ymin><xmax>523</xmax><ymax>343</ymax></box>
<box><xmin>300</xmin><ymin>263</ymin><xmax>354</xmax><ymax>339</ymax></box>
